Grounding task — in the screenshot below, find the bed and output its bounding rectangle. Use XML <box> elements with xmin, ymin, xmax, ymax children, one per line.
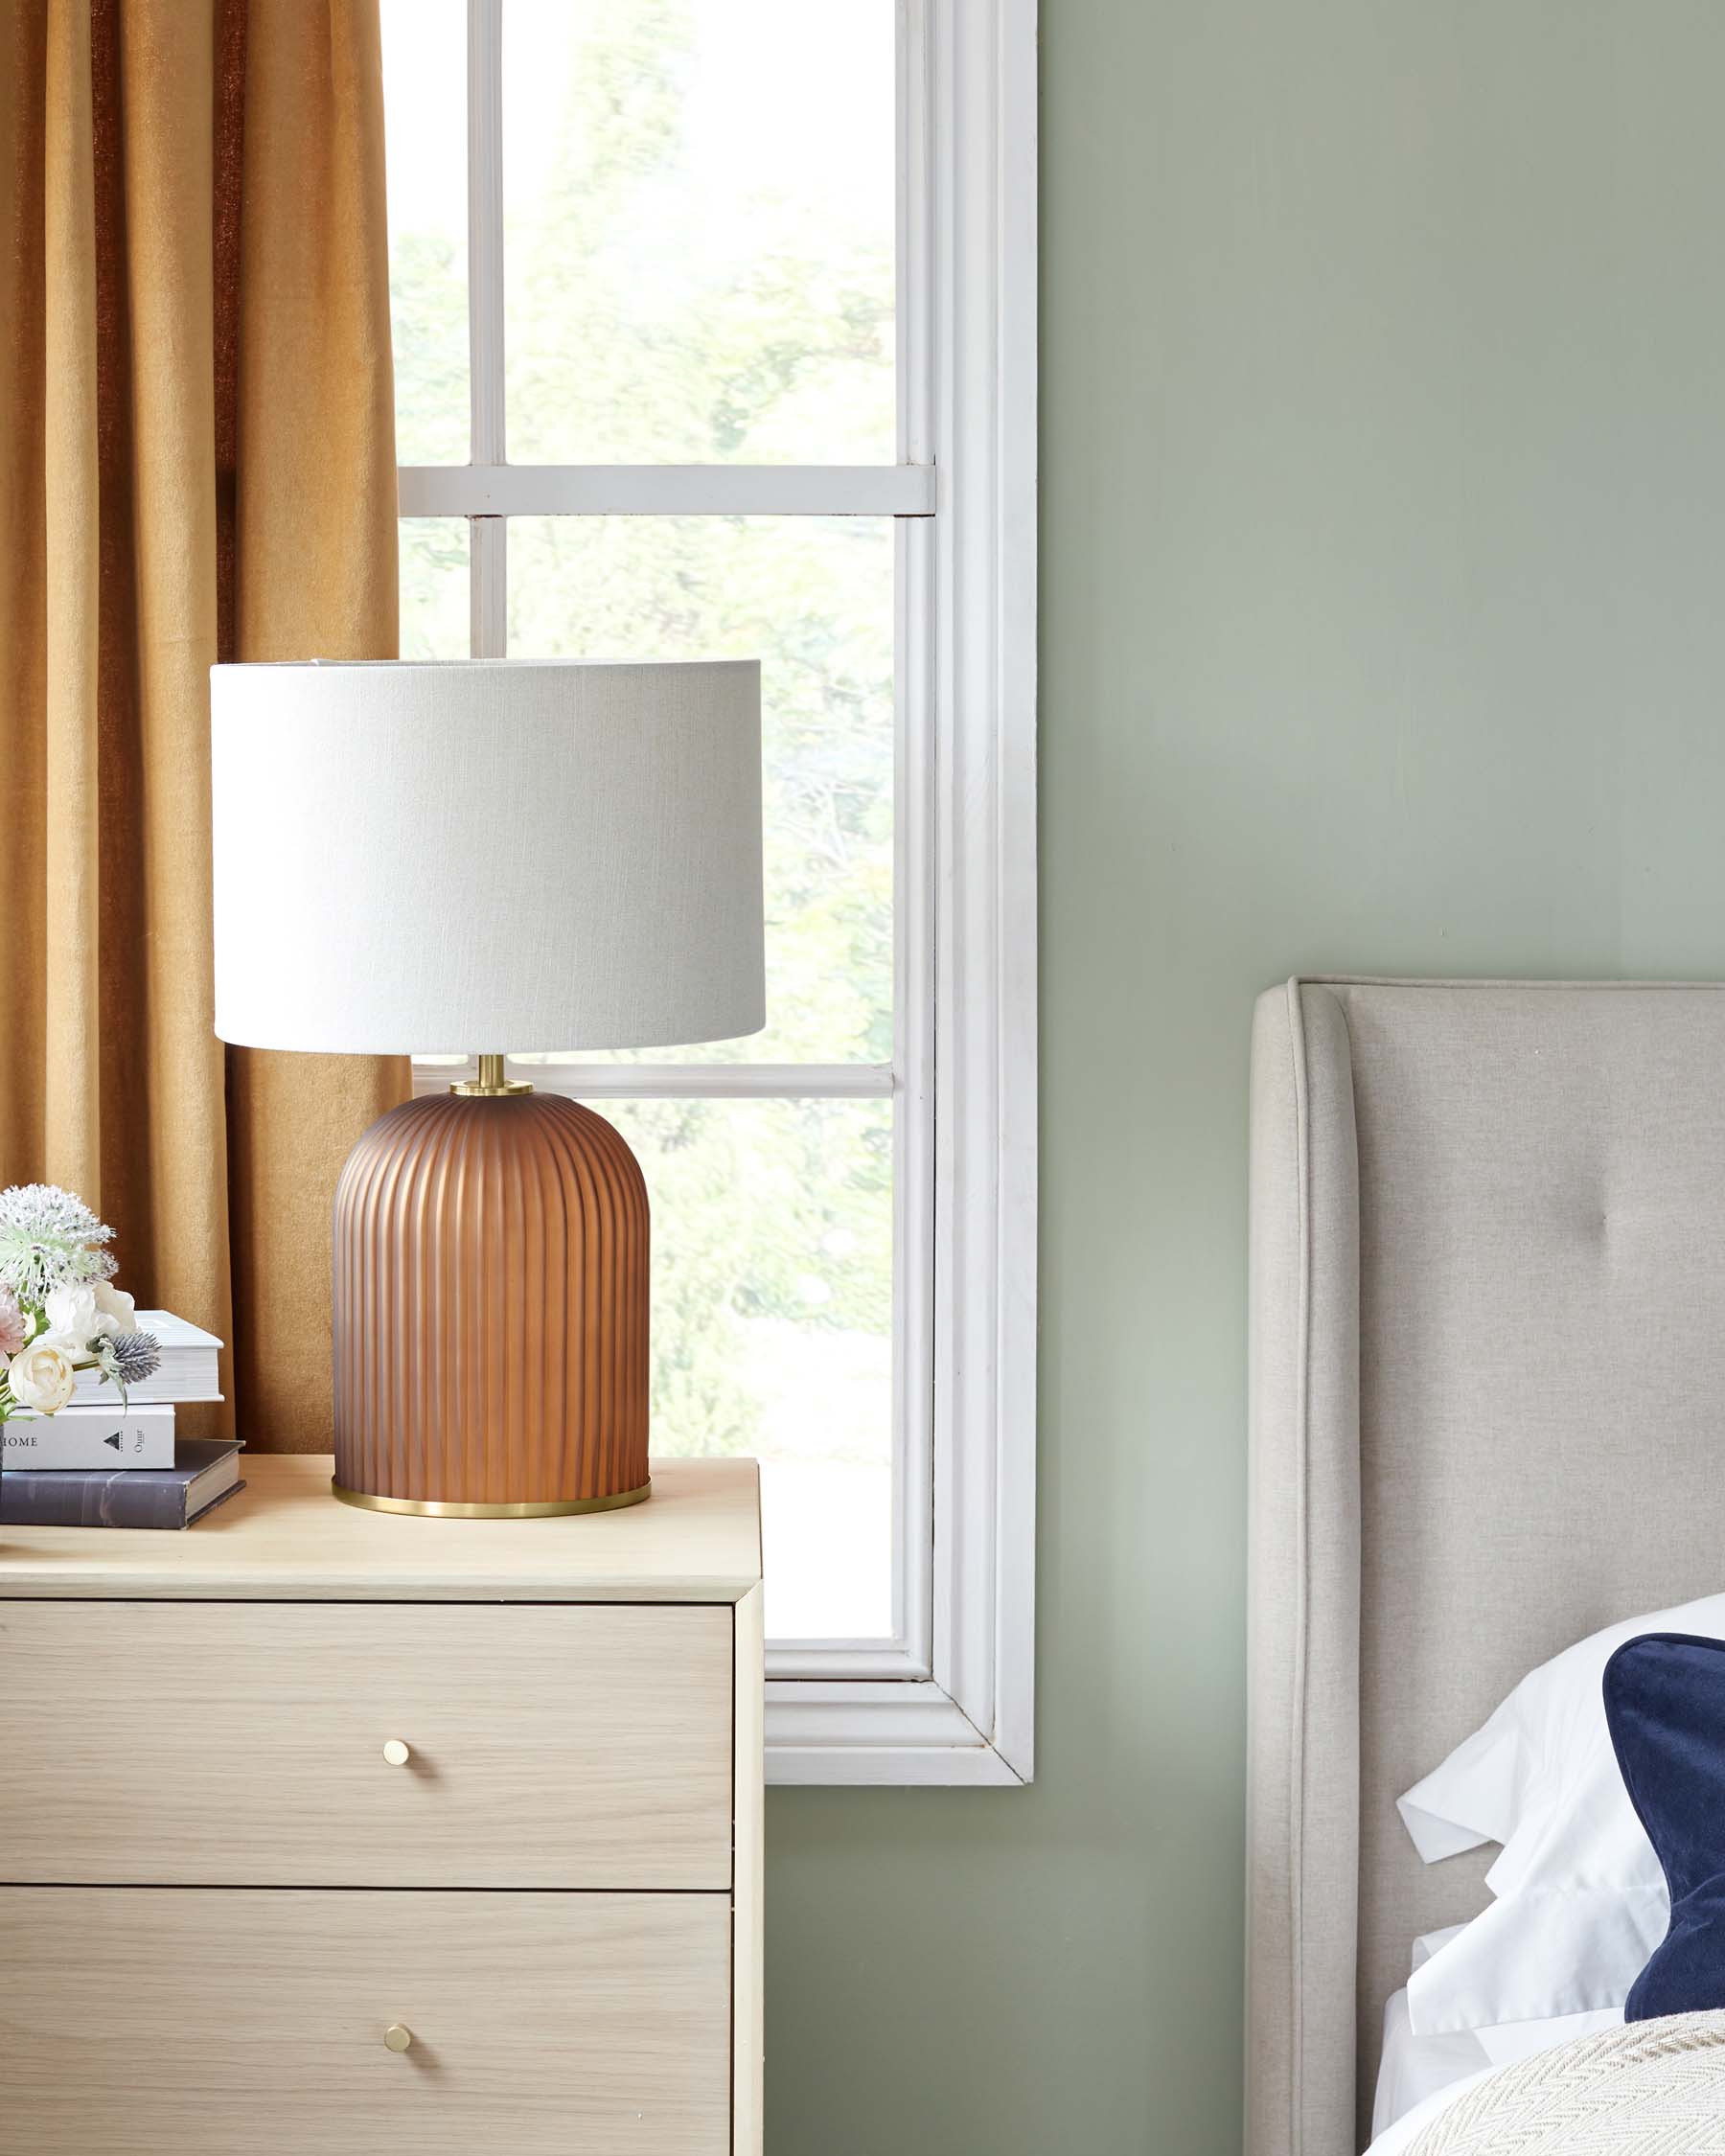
<box><xmin>1246</xmin><ymin>977</ymin><xmax>1725</xmax><ymax>2155</ymax></box>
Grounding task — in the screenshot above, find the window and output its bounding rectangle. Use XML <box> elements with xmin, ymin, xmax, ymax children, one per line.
<box><xmin>381</xmin><ymin>0</ymin><xmax>1036</xmax><ymax>1783</ymax></box>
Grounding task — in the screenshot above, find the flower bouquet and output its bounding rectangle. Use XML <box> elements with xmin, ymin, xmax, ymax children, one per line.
<box><xmin>0</xmin><ymin>1184</ymin><xmax>160</xmax><ymax>1423</ymax></box>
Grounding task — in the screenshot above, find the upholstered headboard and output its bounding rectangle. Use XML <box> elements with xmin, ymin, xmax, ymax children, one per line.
<box><xmin>1246</xmin><ymin>978</ymin><xmax>1725</xmax><ymax>2156</ymax></box>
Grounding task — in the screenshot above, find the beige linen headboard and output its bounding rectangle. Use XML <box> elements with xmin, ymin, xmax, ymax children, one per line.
<box><xmin>1246</xmin><ymin>977</ymin><xmax>1725</xmax><ymax>2156</ymax></box>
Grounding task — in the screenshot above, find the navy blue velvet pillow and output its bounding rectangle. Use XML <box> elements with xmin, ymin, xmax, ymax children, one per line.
<box><xmin>1604</xmin><ymin>1631</ymin><xmax>1725</xmax><ymax>2021</ymax></box>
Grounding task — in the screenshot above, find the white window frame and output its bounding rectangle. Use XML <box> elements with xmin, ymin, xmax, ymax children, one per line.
<box><xmin>395</xmin><ymin>0</ymin><xmax>1037</xmax><ymax>1786</ymax></box>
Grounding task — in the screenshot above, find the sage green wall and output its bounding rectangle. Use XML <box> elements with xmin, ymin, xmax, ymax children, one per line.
<box><xmin>765</xmin><ymin>5</ymin><xmax>1725</xmax><ymax>2151</ymax></box>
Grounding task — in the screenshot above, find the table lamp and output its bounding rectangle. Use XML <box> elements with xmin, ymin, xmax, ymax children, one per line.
<box><xmin>210</xmin><ymin>659</ymin><xmax>764</xmax><ymax>1516</ymax></box>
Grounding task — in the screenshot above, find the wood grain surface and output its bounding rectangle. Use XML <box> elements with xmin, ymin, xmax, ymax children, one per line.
<box><xmin>732</xmin><ymin>1581</ymin><xmax>766</xmax><ymax>2152</ymax></box>
<box><xmin>0</xmin><ymin>1888</ymin><xmax>731</xmax><ymax>2155</ymax></box>
<box><xmin>0</xmin><ymin>1600</ymin><xmax>733</xmax><ymax>1888</ymax></box>
<box><xmin>0</xmin><ymin>1454</ymin><xmax>762</xmax><ymax>1602</ymax></box>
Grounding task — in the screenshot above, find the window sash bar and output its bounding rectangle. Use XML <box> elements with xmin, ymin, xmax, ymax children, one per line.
<box><xmin>466</xmin><ymin>0</ymin><xmax>506</xmax><ymax>660</ymax></box>
<box><xmin>888</xmin><ymin>0</ymin><xmax>937</xmax><ymax>1676</ymax></box>
<box><xmin>415</xmin><ymin>1061</ymin><xmax>895</xmax><ymax>1101</ymax></box>
<box><xmin>400</xmin><ymin>464</ymin><xmax>934</xmax><ymax>520</ymax></box>
<box><xmin>466</xmin><ymin>0</ymin><xmax>504</xmax><ymax>466</ymax></box>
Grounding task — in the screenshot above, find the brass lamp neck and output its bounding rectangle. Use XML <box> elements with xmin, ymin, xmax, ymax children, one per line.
<box><xmin>450</xmin><ymin>1053</ymin><xmax>534</xmax><ymax>1098</ymax></box>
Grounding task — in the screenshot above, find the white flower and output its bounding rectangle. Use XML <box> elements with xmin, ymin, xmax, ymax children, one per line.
<box><xmin>93</xmin><ymin>1279</ymin><xmax>137</xmax><ymax>1334</ymax></box>
<box><xmin>43</xmin><ymin>1282</ymin><xmax>105</xmax><ymax>1345</ymax></box>
<box><xmin>43</xmin><ymin>1279</ymin><xmax>131</xmax><ymax>1344</ymax></box>
<box><xmin>8</xmin><ymin>1340</ymin><xmax>79</xmax><ymax>1413</ymax></box>
<box><xmin>0</xmin><ymin>1183</ymin><xmax>116</xmax><ymax>1304</ymax></box>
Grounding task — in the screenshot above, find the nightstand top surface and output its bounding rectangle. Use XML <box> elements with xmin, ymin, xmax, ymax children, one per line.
<box><xmin>0</xmin><ymin>1455</ymin><xmax>762</xmax><ymax>1602</ymax></box>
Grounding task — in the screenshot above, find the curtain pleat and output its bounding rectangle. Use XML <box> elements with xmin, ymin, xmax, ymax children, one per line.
<box><xmin>1</xmin><ymin>0</ymin><xmax>409</xmax><ymax>1448</ymax></box>
<box><xmin>0</xmin><ymin>6</ymin><xmax>51</xmax><ymax>1171</ymax></box>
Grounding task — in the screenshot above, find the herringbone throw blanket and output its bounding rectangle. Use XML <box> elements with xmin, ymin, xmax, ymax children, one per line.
<box><xmin>1408</xmin><ymin>2013</ymin><xmax>1725</xmax><ymax>2152</ymax></box>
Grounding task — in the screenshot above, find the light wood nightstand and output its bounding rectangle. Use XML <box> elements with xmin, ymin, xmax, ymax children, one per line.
<box><xmin>0</xmin><ymin>1453</ymin><xmax>763</xmax><ymax>2155</ymax></box>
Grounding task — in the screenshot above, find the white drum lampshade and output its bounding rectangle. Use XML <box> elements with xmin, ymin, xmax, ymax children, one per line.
<box><xmin>211</xmin><ymin>659</ymin><xmax>764</xmax><ymax>1055</ymax></box>
<box><xmin>210</xmin><ymin>658</ymin><xmax>765</xmax><ymax>1516</ymax></box>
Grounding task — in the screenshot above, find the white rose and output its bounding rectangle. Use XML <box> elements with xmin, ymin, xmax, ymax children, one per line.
<box><xmin>92</xmin><ymin>1279</ymin><xmax>136</xmax><ymax>1335</ymax></box>
<box><xmin>43</xmin><ymin>1281</ymin><xmax>104</xmax><ymax>1344</ymax></box>
<box><xmin>8</xmin><ymin>1340</ymin><xmax>78</xmax><ymax>1413</ymax></box>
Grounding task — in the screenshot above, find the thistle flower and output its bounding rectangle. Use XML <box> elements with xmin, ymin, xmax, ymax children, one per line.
<box><xmin>0</xmin><ymin>1184</ymin><xmax>116</xmax><ymax>1307</ymax></box>
<box><xmin>0</xmin><ymin>1284</ymin><xmax>27</xmax><ymax>1357</ymax></box>
<box><xmin>96</xmin><ymin>1330</ymin><xmax>160</xmax><ymax>1398</ymax></box>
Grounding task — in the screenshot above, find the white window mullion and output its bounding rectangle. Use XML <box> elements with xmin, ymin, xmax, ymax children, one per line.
<box><xmin>426</xmin><ymin>1063</ymin><xmax>895</xmax><ymax>1102</ymax></box>
<box><xmin>892</xmin><ymin>517</ymin><xmax>935</xmax><ymax>1674</ymax></box>
<box><xmin>891</xmin><ymin>0</ymin><xmax>937</xmax><ymax>1678</ymax></box>
<box><xmin>899</xmin><ymin>0</ymin><xmax>933</xmax><ymax>473</ymax></box>
<box><xmin>470</xmin><ymin>520</ymin><xmax>506</xmax><ymax>660</ymax></box>
<box><xmin>466</xmin><ymin>0</ymin><xmax>504</xmax><ymax>467</ymax></box>
<box><xmin>467</xmin><ymin>0</ymin><xmax>506</xmax><ymax>660</ymax></box>
<box><xmin>401</xmin><ymin>465</ymin><xmax>932</xmax><ymax>519</ymax></box>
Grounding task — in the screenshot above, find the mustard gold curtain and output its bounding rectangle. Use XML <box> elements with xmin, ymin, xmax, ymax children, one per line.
<box><xmin>0</xmin><ymin>0</ymin><xmax>409</xmax><ymax>1447</ymax></box>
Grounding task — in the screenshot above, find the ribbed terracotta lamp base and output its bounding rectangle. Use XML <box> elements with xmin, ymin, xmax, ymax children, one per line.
<box><xmin>331</xmin><ymin>1088</ymin><xmax>650</xmax><ymax>1516</ymax></box>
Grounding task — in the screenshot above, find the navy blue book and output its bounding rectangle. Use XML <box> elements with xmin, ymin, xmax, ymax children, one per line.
<box><xmin>0</xmin><ymin>1439</ymin><xmax>244</xmax><ymax>1528</ymax></box>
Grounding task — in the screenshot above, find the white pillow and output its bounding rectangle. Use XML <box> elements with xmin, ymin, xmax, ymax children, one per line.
<box><xmin>1398</xmin><ymin>1590</ymin><xmax>1725</xmax><ymax>2034</ymax></box>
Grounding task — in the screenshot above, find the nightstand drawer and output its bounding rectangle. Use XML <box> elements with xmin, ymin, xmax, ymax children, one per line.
<box><xmin>0</xmin><ymin>1601</ymin><xmax>733</xmax><ymax>1888</ymax></box>
<box><xmin>0</xmin><ymin>1887</ymin><xmax>730</xmax><ymax>2155</ymax></box>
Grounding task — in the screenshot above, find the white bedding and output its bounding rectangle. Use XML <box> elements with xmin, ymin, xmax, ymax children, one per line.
<box><xmin>1368</xmin><ymin>2016</ymin><xmax>1635</xmax><ymax>2152</ymax></box>
<box><xmin>1371</xmin><ymin>1987</ymin><xmax>1489</xmax><ymax>2140</ymax></box>
<box><xmin>1368</xmin><ymin>2066</ymin><xmax>1502</xmax><ymax>2156</ymax></box>
<box><xmin>1379</xmin><ymin>2014</ymin><xmax>1725</xmax><ymax>2153</ymax></box>
<box><xmin>1368</xmin><ymin>1927</ymin><xmax>1623</xmax><ymax>2151</ymax></box>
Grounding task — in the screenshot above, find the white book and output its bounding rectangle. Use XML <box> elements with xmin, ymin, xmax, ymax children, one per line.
<box><xmin>3</xmin><ymin>1402</ymin><xmax>177</xmax><ymax>1471</ymax></box>
<box><xmin>71</xmin><ymin>1310</ymin><xmax>223</xmax><ymax>1406</ymax></box>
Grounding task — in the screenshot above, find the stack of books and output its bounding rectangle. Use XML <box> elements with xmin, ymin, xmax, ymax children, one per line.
<box><xmin>1</xmin><ymin>1312</ymin><xmax>242</xmax><ymax>1528</ymax></box>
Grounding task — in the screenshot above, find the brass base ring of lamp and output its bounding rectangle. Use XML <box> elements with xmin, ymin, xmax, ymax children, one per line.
<box><xmin>330</xmin><ymin>1480</ymin><xmax>653</xmax><ymax>1518</ymax></box>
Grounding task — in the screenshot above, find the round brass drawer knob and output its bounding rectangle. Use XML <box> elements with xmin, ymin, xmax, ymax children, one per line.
<box><xmin>381</xmin><ymin>1739</ymin><xmax>411</xmax><ymax>1767</ymax></box>
<box><xmin>384</xmin><ymin>2023</ymin><xmax>414</xmax><ymax>2053</ymax></box>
